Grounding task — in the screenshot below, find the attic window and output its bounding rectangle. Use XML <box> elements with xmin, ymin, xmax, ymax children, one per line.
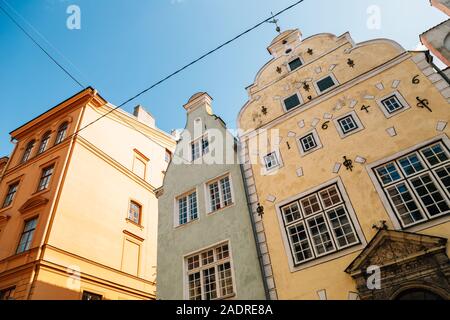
<box><xmin>288</xmin><ymin>58</ymin><xmax>303</xmax><ymax>71</ymax></box>
<box><xmin>285</xmin><ymin>49</ymin><xmax>292</xmax><ymax>54</ymax></box>
<box><xmin>283</xmin><ymin>94</ymin><xmax>302</xmax><ymax>111</ymax></box>
<box><xmin>315</xmin><ymin>75</ymin><xmax>338</xmax><ymax>93</ymax></box>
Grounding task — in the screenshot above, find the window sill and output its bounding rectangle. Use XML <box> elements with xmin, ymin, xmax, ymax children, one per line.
<box><xmin>212</xmin><ymin>293</ymin><xmax>236</xmax><ymax>301</ymax></box>
<box><xmin>175</xmin><ymin>218</ymin><xmax>199</xmax><ymax>230</ymax></box>
<box><xmin>31</xmin><ymin>188</ymin><xmax>50</xmax><ymax>197</ymax></box>
<box><xmin>125</xmin><ymin>218</ymin><xmax>144</xmax><ymax>229</ymax></box>
<box><xmin>0</xmin><ymin>205</ymin><xmax>13</xmax><ymax>214</ymax></box>
<box><xmin>207</xmin><ymin>203</ymin><xmax>235</xmax><ymax>216</ymax></box>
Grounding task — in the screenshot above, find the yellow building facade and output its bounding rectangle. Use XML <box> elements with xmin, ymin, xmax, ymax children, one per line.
<box><xmin>0</xmin><ymin>87</ymin><xmax>175</xmax><ymax>300</ymax></box>
<box><xmin>238</xmin><ymin>29</ymin><xmax>450</xmax><ymax>300</ymax></box>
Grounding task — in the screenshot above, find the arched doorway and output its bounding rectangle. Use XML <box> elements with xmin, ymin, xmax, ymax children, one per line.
<box><xmin>395</xmin><ymin>289</ymin><xmax>444</xmax><ymax>300</ymax></box>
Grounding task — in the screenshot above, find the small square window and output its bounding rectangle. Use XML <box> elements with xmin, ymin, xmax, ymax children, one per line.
<box><xmin>382</xmin><ymin>95</ymin><xmax>404</xmax><ymax>114</ymax></box>
<box><xmin>300</xmin><ymin>134</ymin><xmax>317</xmax><ymax>152</ymax></box>
<box><xmin>334</xmin><ymin>112</ymin><xmax>364</xmax><ymax>138</ymax></box>
<box><xmin>283</xmin><ymin>94</ymin><xmax>301</xmax><ymax>111</ymax></box>
<box><xmin>288</xmin><ymin>58</ymin><xmax>303</xmax><ymax>71</ymax></box>
<box><xmin>315</xmin><ymin>75</ymin><xmax>337</xmax><ymax>93</ymax></box>
<box><xmin>338</xmin><ymin>116</ymin><xmax>358</xmax><ymax>134</ymax></box>
<box><xmin>264</xmin><ymin>152</ymin><xmax>279</xmax><ymax>170</ymax></box>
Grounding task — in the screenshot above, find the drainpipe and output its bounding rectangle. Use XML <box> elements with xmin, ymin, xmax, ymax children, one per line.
<box><xmin>238</xmin><ymin>143</ymin><xmax>270</xmax><ymax>300</ymax></box>
<box><xmin>425</xmin><ymin>50</ymin><xmax>450</xmax><ymax>85</ymax></box>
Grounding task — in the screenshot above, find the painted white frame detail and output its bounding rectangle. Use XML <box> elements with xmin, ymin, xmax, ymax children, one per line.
<box><xmin>174</xmin><ymin>188</ymin><xmax>199</xmax><ymax>228</ymax></box>
<box><xmin>333</xmin><ymin>111</ymin><xmax>365</xmax><ymax>139</ymax></box>
<box><xmin>204</xmin><ymin>173</ymin><xmax>235</xmax><ymax>214</ymax></box>
<box><xmin>297</xmin><ymin>129</ymin><xmax>323</xmax><ymax>157</ymax></box>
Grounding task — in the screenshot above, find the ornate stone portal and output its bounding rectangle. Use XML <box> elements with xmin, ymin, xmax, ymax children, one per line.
<box><xmin>345</xmin><ymin>229</ymin><xmax>450</xmax><ymax>300</ymax></box>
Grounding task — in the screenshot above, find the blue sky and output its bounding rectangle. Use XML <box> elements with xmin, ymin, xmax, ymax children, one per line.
<box><xmin>0</xmin><ymin>0</ymin><xmax>447</xmax><ymax>157</ymax></box>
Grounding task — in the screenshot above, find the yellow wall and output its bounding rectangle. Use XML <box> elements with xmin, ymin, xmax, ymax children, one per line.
<box><xmin>238</xmin><ymin>32</ymin><xmax>450</xmax><ymax>299</ymax></box>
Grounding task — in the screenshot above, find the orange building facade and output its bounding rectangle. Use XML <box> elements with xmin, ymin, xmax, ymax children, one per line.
<box><xmin>0</xmin><ymin>87</ymin><xmax>175</xmax><ymax>300</ymax></box>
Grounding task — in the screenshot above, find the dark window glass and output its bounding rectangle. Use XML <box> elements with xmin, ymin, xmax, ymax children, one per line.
<box><xmin>21</xmin><ymin>140</ymin><xmax>35</xmax><ymax>163</ymax></box>
<box><xmin>2</xmin><ymin>182</ymin><xmax>19</xmax><ymax>208</ymax></box>
<box><xmin>82</xmin><ymin>291</ymin><xmax>102</xmax><ymax>300</ymax></box>
<box><xmin>38</xmin><ymin>131</ymin><xmax>52</xmax><ymax>154</ymax></box>
<box><xmin>316</xmin><ymin>76</ymin><xmax>336</xmax><ymax>93</ymax></box>
<box><xmin>16</xmin><ymin>218</ymin><xmax>38</xmax><ymax>254</ymax></box>
<box><xmin>288</xmin><ymin>58</ymin><xmax>303</xmax><ymax>71</ymax></box>
<box><xmin>55</xmin><ymin>122</ymin><xmax>68</xmax><ymax>145</ymax></box>
<box><xmin>38</xmin><ymin>165</ymin><xmax>54</xmax><ymax>191</ymax></box>
<box><xmin>284</xmin><ymin>94</ymin><xmax>301</xmax><ymax>111</ymax></box>
<box><xmin>0</xmin><ymin>287</ymin><xmax>15</xmax><ymax>300</ymax></box>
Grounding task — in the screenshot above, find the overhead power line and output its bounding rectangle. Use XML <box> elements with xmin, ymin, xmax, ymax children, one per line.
<box><xmin>0</xmin><ymin>3</ymin><xmax>85</xmax><ymax>88</ymax></box>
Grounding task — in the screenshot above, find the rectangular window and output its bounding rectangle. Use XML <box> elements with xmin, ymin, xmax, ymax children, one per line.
<box><xmin>0</xmin><ymin>287</ymin><xmax>15</xmax><ymax>300</ymax></box>
<box><xmin>381</xmin><ymin>95</ymin><xmax>404</xmax><ymax>114</ymax></box>
<box><xmin>2</xmin><ymin>182</ymin><xmax>19</xmax><ymax>208</ymax></box>
<box><xmin>283</xmin><ymin>94</ymin><xmax>301</xmax><ymax>111</ymax></box>
<box><xmin>374</xmin><ymin>142</ymin><xmax>450</xmax><ymax>228</ymax></box>
<box><xmin>316</xmin><ymin>75</ymin><xmax>337</xmax><ymax>93</ymax></box>
<box><xmin>37</xmin><ymin>165</ymin><xmax>54</xmax><ymax>192</ymax></box>
<box><xmin>186</xmin><ymin>243</ymin><xmax>234</xmax><ymax>300</ymax></box>
<box><xmin>207</xmin><ymin>175</ymin><xmax>233</xmax><ymax>212</ymax></box>
<box><xmin>128</xmin><ymin>201</ymin><xmax>142</xmax><ymax>225</ymax></box>
<box><xmin>280</xmin><ymin>184</ymin><xmax>359</xmax><ymax>266</ymax></box>
<box><xmin>338</xmin><ymin>115</ymin><xmax>358</xmax><ymax>134</ymax></box>
<box><xmin>288</xmin><ymin>58</ymin><xmax>303</xmax><ymax>71</ymax></box>
<box><xmin>82</xmin><ymin>291</ymin><xmax>103</xmax><ymax>300</ymax></box>
<box><xmin>16</xmin><ymin>217</ymin><xmax>38</xmax><ymax>254</ymax></box>
<box><xmin>300</xmin><ymin>134</ymin><xmax>317</xmax><ymax>152</ymax></box>
<box><xmin>191</xmin><ymin>135</ymin><xmax>209</xmax><ymax>161</ymax></box>
<box><xmin>177</xmin><ymin>190</ymin><xmax>198</xmax><ymax>225</ymax></box>
<box><xmin>264</xmin><ymin>152</ymin><xmax>279</xmax><ymax>171</ymax></box>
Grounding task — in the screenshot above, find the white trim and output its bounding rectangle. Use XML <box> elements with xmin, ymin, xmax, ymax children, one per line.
<box><xmin>296</xmin><ymin>129</ymin><xmax>323</xmax><ymax>157</ymax></box>
<box><xmin>333</xmin><ymin>111</ymin><xmax>365</xmax><ymax>139</ymax></box>
<box><xmin>375</xmin><ymin>90</ymin><xmax>411</xmax><ymax>119</ymax></box>
<box><xmin>260</xmin><ymin>149</ymin><xmax>284</xmax><ymax>176</ymax></box>
<box><xmin>275</xmin><ymin>177</ymin><xmax>366</xmax><ymax>273</ymax></box>
<box><xmin>173</xmin><ymin>187</ymin><xmax>199</xmax><ymax>228</ymax></box>
<box><xmin>204</xmin><ymin>172</ymin><xmax>235</xmax><ymax>215</ymax></box>
<box><xmin>313</xmin><ymin>73</ymin><xmax>339</xmax><ymax>94</ymax></box>
<box><xmin>365</xmin><ymin>134</ymin><xmax>450</xmax><ymax>232</ymax></box>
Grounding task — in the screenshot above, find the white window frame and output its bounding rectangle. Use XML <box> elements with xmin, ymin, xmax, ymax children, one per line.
<box><xmin>204</xmin><ymin>173</ymin><xmax>235</xmax><ymax>214</ymax></box>
<box><xmin>333</xmin><ymin>111</ymin><xmax>364</xmax><ymax>139</ymax></box>
<box><xmin>281</xmin><ymin>92</ymin><xmax>304</xmax><ymax>113</ymax></box>
<box><xmin>313</xmin><ymin>73</ymin><xmax>339</xmax><ymax>94</ymax></box>
<box><xmin>260</xmin><ymin>149</ymin><xmax>284</xmax><ymax>175</ymax></box>
<box><xmin>287</xmin><ymin>56</ymin><xmax>304</xmax><ymax>72</ymax></box>
<box><xmin>174</xmin><ymin>189</ymin><xmax>199</xmax><ymax>227</ymax></box>
<box><xmin>190</xmin><ymin>134</ymin><xmax>209</xmax><ymax>162</ymax></box>
<box><xmin>183</xmin><ymin>240</ymin><xmax>236</xmax><ymax>300</ymax></box>
<box><xmin>275</xmin><ymin>177</ymin><xmax>366</xmax><ymax>272</ymax></box>
<box><xmin>376</xmin><ymin>91</ymin><xmax>411</xmax><ymax>118</ymax></box>
<box><xmin>367</xmin><ymin>136</ymin><xmax>450</xmax><ymax>231</ymax></box>
<box><xmin>297</xmin><ymin>129</ymin><xmax>323</xmax><ymax>156</ymax></box>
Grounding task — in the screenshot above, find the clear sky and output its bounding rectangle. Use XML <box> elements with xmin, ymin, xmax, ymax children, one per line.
<box><xmin>0</xmin><ymin>0</ymin><xmax>447</xmax><ymax>157</ymax></box>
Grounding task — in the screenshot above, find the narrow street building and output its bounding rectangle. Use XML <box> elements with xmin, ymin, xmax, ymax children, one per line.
<box><xmin>0</xmin><ymin>87</ymin><xmax>175</xmax><ymax>300</ymax></box>
<box><xmin>157</xmin><ymin>93</ymin><xmax>266</xmax><ymax>300</ymax></box>
<box><xmin>238</xmin><ymin>29</ymin><xmax>450</xmax><ymax>299</ymax></box>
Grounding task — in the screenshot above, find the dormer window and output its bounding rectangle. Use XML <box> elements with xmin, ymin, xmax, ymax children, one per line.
<box><xmin>288</xmin><ymin>58</ymin><xmax>303</xmax><ymax>71</ymax></box>
<box><xmin>21</xmin><ymin>140</ymin><xmax>35</xmax><ymax>163</ymax></box>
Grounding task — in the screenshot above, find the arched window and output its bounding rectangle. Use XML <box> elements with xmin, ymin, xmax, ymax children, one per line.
<box><xmin>396</xmin><ymin>289</ymin><xmax>444</xmax><ymax>300</ymax></box>
<box><xmin>38</xmin><ymin>131</ymin><xmax>52</xmax><ymax>154</ymax></box>
<box><xmin>55</xmin><ymin>122</ymin><xmax>68</xmax><ymax>145</ymax></box>
<box><xmin>21</xmin><ymin>140</ymin><xmax>35</xmax><ymax>163</ymax></box>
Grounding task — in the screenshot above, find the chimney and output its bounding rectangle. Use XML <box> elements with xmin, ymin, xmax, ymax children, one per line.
<box><xmin>183</xmin><ymin>92</ymin><xmax>213</xmax><ymax>115</ymax></box>
<box><xmin>133</xmin><ymin>105</ymin><xmax>156</xmax><ymax>128</ymax></box>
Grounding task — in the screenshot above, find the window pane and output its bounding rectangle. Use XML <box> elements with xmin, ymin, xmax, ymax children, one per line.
<box><xmin>0</xmin><ymin>287</ymin><xmax>15</xmax><ymax>300</ymax></box>
<box><xmin>435</xmin><ymin>165</ymin><xmax>450</xmax><ymax>194</ymax></box>
<box><xmin>202</xmin><ymin>136</ymin><xmax>209</xmax><ymax>155</ymax></box>
<box><xmin>387</xmin><ymin>183</ymin><xmax>425</xmax><ymax>226</ymax></box>
<box><xmin>201</xmin><ymin>250</ymin><xmax>214</xmax><ymax>266</ymax></box>
<box><xmin>284</xmin><ymin>94</ymin><xmax>301</xmax><ymax>111</ymax></box>
<box><xmin>300</xmin><ymin>134</ymin><xmax>317</xmax><ymax>152</ymax></box>
<box><xmin>326</xmin><ymin>206</ymin><xmax>358</xmax><ymax>248</ymax></box>
<box><xmin>178</xmin><ymin>197</ymin><xmax>188</xmax><ymax>225</ymax></box>
<box><xmin>316</xmin><ymin>76</ymin><xmax>335</xmax><ymax>92</ymax></box>
<box><xmin>21</xmin><ymin>140</ymin><xmax>35</xmax><ymax>163</ymax></box>
<box><xmin>319</xmin><ymin>186</ymin><xmax>341</xmax><ymax>208</ymax></box>
<box><xmin>218</xmin><ymin>262</ymin><xmax>233</xmax><ymax>297</ymax></box>
<box><xmin>398</xmin><ymin>153</ymin><xmax>425</xmax><ymax>176</ymax></box>
<box><xmin>264</xmin><ymin>152</ymin><xmax>279</xmax><ymax>170</ymax></box>
<box><xmin>288</xmin><ymin>222</ymin><xmax>313</xmax><ymax>263</ymax></box>
<box><xmin>55</xmin><ymin>123</ymin><xmax>68</xmax><ymax>145</ymax></box>
<box><xmin>2</xmin><ymin>183</ymin><xmax>18</xmax><ymax>208</ymax></box>
<box><xmin>282</xmin><ymin>202</ymin><xmax>302</xmax><ymax>224</ymax></box>
<box><xmin>338</xmin><ymin>116</ymin><xmax>358</xmax><ymax>134</ymax></box>
<box><xmin>288</xmin><ymin>58</ymin><xmax>303</xmax><ymax>71</ymax></box>
<box><xmin>220</xmin><ymin>177</ymin><xmax>232</xmax><ymax>207</ymax></box>
<box><xmin>188</xmin><ymin>272</ymin><xmax>202</xmax><ymax>300</ymax></box>
<box><xmin>17</xmin><ymin>218</ymin><xmax>37</xmax><ymax>254</ymax></box>
<box><xmin>421</xmin><ymin>143</ymin><xmax>449</xmax><ymax>166</ymax></box>
<box><xmin>382</xmin><ymin>95</ymin><xmax>403</xmax><ymax>113</ymax></box>
<box><xmin>38</xmin><ymin>166</ymin><xmax>54</xmax><ymax>191</ymax></box>
<box><xmin>38</xmin><ymin>132</ymin><xmax>51</xmax><ymax>154</ymax></box>
<box><xmin>376</xmin><ymin>163</ymin><xmax>402</xmax><ymax>185</ymax></box>
<box><xmin>307</xmin><ymin>215</ymin><xmax>335</xmax><ymax>255</ymax></box>
<box><xmin>209</xmin><ymin>182</ymin><xmax>221</xmax><ymax>211</ymax></box>
<box><xmin>216</xmin><ymin>244</ymin><xmax>229</xmax><ymax>260</ymax></box>
<box><xmin>188</xmin><ymin>192</ymin><xmax>198</xmax><ymax>220</ymax></box>
<box><xmin>410</xmin><ymin>173</ymin><xmax>450</xmax><ymax>217</ymax></box>
<box><xmin>82</xmin><ymin>291</ymin><xmax>102</xmax><ymax>300</ymax></box>
<box><xmin>187</xmin><ymin>255</ymin><xmax>200</xmax><ymax>270</ymax></box>
<box><xmin>300</xmin><ymin>195</ymin><xmax>321</xmax><ymax>216</ymax></box>
<box><xmin>191</xmin><ymin>141</ymin><xmax>200</xmax><ymax>160</ymax></box>
<box><xmin>203</xmin><ymin>267</ymin><xmax>217</xmax><ymax>300</ymax></box>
